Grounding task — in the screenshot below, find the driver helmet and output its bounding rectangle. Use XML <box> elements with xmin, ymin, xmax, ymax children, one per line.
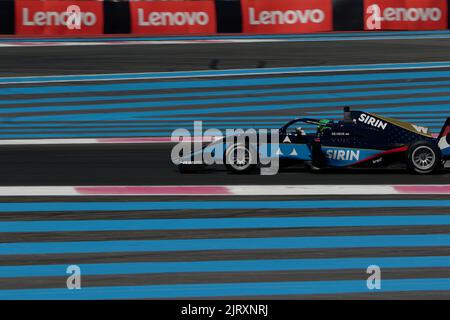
<box><xmin>296</xmin><ymin>127</ymin><xmax>306</xmax><ymax>136</ymax></box>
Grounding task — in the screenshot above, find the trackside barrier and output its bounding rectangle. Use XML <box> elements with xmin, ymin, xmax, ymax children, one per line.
<box><xmin>0</xmin><ymin>0</ymin><xmax>449</xmax><ymax>35</ymax></box>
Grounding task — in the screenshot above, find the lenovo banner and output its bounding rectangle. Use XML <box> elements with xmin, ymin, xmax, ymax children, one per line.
<box><xmin>241</xmin><ymin>0</ymin><xmax>332</xmax><ymax>34</ymax></box>
<box><xmin>130</xmin><ymin>1</ymin><xmax>216</xmax><ymax>35</ymax></box>
<box><xmin>15</xmin><ymin>0</ymin><xmax>103</xmax><ymax>35</ymax></box>
<box><xmin>364</xmin><ymin>0</ymin><xmax>448</xmax><ymax>30</ymax></box>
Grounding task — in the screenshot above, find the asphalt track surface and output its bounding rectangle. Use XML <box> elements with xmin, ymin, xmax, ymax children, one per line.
<box><xmin>0</xmin><ymin>37</ymin><xmax>450</xmax><ymax>75</ymax></box>
<box><xmin>0</xmin><ymin>33</ymin><xmax>449</xmax><ymax>299</ymax></box>
<box><xmin>0</xmin><ymin>144</ymin><xmax>448</xmax><ymax>185</ymax></box>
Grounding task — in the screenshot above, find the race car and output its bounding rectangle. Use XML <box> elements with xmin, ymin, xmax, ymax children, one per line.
<box><xmin>175</xmin><ymin>107</ymin><xmax>450</xmax><ymax>174</ymax></box>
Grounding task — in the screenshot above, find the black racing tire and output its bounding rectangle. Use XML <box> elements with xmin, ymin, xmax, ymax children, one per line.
<box><xmin>407</xmin><ymin>141</ymin><xmax>442</xmax><ymax>174</ymax></box>
<box><xmin>224</xmin><ymin>143</ymin><xmax>258</xmax><ymax>174</ymax></box>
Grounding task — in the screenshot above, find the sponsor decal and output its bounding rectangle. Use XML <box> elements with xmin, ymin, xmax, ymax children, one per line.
<box><xmin>332</xmin><ymin>132</ymin><xmax>350</xmax><ymax>136</ymax></box>
<box><xmin>364</xmin><ymin>0</ymin><xmax>448</xmax><ymax>30</ymax></box>
<box><xmin>130</xmin><ymin>1</ymin><xmax>216</xmax><ymax>35</ymax></box>
<box><xmin>372</xmin><ymin>157</ymin><xmax>383</xmax><ymax>164</ymax></box>
<box><xmin>15</xmin><ymin>0</ymin><xmax>103</xmax><ymax>35</ymax></box>
<box><xmin>241</xmin><ymin>0</ymin><xmax>332</xmax><ymax>34</ymax></box>
<box><xmin>411</xmin><ymin>124</ymin><xmax>429</xmax><ymax>134</ymax></box>
<box><xmin>358</xmin><ymin>113</ymin><xmax>388</xmax><ymax>130</ymax></box>
<box><xmin>326</xmin><ymin>149</ymin><xmax>360</xmax><ymax>161</ymax></box>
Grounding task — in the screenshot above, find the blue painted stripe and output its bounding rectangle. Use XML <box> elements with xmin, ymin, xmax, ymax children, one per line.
<box><xmin>1</xmin><ymin>278</ymin><xmax>450</xmax><ymax>299</ymax></box>
<box><xmin>265</xmin><ymin>35</ymin><xmax>450</xmax><ymax>42</ymax></box>
<box><xmin>0</xmin><ymin>117</ymin><xmax>442</xmax><ymax>127</ymax></box>
<box><xmin>2</xmin><ymin>61</ymin><xmax>450</xmax><ymax>84</ymax></box>
<box><xmin>8</xmin><ymin>113</ymin><xmax>445</xmax><ymax>123</ymax></box>
<box><xmin>1</xmin><ymin>86</ymin><xmax>450</xmax><ymax>115</ymax></box>
<box><xmin>0</xmin><ymin>126</ymin><xmax>443</xmax><ymax>138</ymax></box>
<box><xmin>0</xmin><ymin>121</ymin><xmax>284</xmax><ymax>128</ymax></box>
<box><xmin>4</xmin><ymin>70</ymin><xmax>450</xmax><ymax>96</ymax></box>
<box><xmin>3</xmin><ymin>215</ymin><xmax>450</xmax><ymax>233</ymax></box>
<box><xmin>1</xmin><ymin>256</ymin><xmax>449</xmax><ymax>278</ymax></box>
<box><xmin>0</xmin><ymin>132</ymin><xmax>193</xmax><ymax>138</ymax></box>
<box><xmin>0</xmin><ymin>119</ymin><xmax>442</xmax><ymax>129</ymax></box>
<box><xmin>0</xmin><ymin>122</ymin><xmax>443</xmax><ymax>133</ymax></box>
<box><xmin>0</xmin><ymin>124</ymin><xmax>285</xmax><ymax>131</ymax></box>
<box><xmin>4</xmin><ymin>114</ymin><xmax>440</xmax><ymax>123</ymax></box>
<box><xmin>2</xmin><ymin>234</ymin><xmax>450</xmax><ymax>255</ymax></box>
<box><xmin>0</xmin><ymin>200</ymin><xmax>447</xmax><ymax>212</ymax></box>
<box><xmin>4</xmin><ymin>79</ymin><xmax>450</xmax><ymax>106</ymax></box>
<box><xmin>12</xmin><ymin>100</ymin><xmax>450</xmax><ymax>123</ymax></box>
<box><xmin>0</xmin><ymin>119</ymin><xmax>441</xmax><ymax>127</ymax></box>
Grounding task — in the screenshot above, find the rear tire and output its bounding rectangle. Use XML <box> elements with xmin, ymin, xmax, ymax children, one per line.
<box><xmin>407</xmin><ymin>141</ymin><xmax>441</xmax><ymax>174</ymax></box>
<box><xmin>224</xmin><ymin>143</ymin><xmax>257</xmax><ymax>174</ymax></box>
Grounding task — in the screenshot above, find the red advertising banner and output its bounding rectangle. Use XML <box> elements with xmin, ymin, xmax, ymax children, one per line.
<box><xmin>130</xmin><ymin>1</ymin><xmax>216</xmax><ymax>35</ymax></box>
<box><xmin>364</xmin><ymin>0</ymin><xmax>448</xmax><ymax>30</ymax></box>
<box><xmin>15</xmin><ymin>0</ymin><xmax>103</xmax><ymax>35</ymax></box>
<box><xmin>241</xmin><ymin>0</ymin><xmax>332</xmax><ymax>34</ymax></box>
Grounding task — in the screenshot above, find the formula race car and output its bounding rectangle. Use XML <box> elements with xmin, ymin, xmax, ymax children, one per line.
<box><xmin>175</xmin><ymin>108</ymin><xmax>450</xmax><ymax>174</ymax></box>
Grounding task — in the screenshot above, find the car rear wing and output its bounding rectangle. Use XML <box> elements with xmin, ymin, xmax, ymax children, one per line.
<box><xmin>438</xmin><ymin>118</ymin><xmax>450</xmax><ymax>140</ymax></box>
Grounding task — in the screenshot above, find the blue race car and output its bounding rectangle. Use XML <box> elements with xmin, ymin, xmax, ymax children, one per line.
<box><xmin>176</xmin><ymin>107</ymin><xmax>450</xmax><ymax>174</ymax></box>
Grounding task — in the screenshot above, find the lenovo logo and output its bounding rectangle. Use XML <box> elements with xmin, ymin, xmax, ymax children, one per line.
<box><xmin>248</xmin><ymin>7</ymin><xmax>325</xmax><ymax>25</ymax></box>
<box><xmin>365</xmin><ymin>0</ymin><xmax>447</xmax><ymax>30</ymax></box>
<box><xmin>130</xmin><ymin>2</ymin><xmax>216</xmax><ymax>35</ymax></box>
<box><xmin>242</xmin><ymin>0</ymin><xmax>332</xmax><ymax>34</ymax></box>
<box><xmin>137</xmin><ymin>8</ymin><xmax>210</xmax><ymax>26</ymax></box>
<box><xmin>21</xmin><ymin>7</ymin><xmax>97</xmax><ymax>27</ymax></box>
<box><xmin>367</xmin><ymin>5</ymin><xmax>441</xmax><ymax>25</ymax></box>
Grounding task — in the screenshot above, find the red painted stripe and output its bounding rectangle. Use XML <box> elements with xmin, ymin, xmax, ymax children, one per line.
<box><xmin>75</xmin><ymin>186</ymin><xmax>231</xmax><ymax>195</ymax></box>
<box><xmin>394</xmin><ymin>185</ymin><xmax>450</xmax><ymax>194</ymax></box>
<box><xmin>353</xmin><ymin>146</ymin><xmax>408</xmax><ymax>165</ymax></box>
<box><xmin>380</xmin><ymin>146</ymin><xmax>408</xmax><ymax>155</ymax></box>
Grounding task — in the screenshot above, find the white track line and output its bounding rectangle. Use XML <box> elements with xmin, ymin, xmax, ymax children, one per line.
<box><xmin>0</xmin><ymin>134</ymin><xmax>440</xmax><ymax>146</ymax></box>
<box><xmin>0</xmin><ymin>137</ymin><xmax>216</xmax><ymax>145</ymax></box>
<box><xmin>0</xmin><ymin>185</ymin><xmax>448</xmax><ymax>196</ymax></box>
<box><xmin>2</xmin><ymin>34</ymin><xmax>450</xmax><ymax>48</ymax></box>
<box><xmin>0</xmin><ymin>138</ymin><xmax>100</xmax><ymax>145</ymax></box>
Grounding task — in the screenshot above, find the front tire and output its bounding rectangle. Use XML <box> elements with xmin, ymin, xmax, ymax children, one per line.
<box><xmin>224</xmin><ymin>143</ymin><xmax>257</xmax><ymax>174</ymax></box>
<box><xmin>407</xmin><ymin>141</ymin><xmax>441</xmax><ymax>174</ymax></box>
